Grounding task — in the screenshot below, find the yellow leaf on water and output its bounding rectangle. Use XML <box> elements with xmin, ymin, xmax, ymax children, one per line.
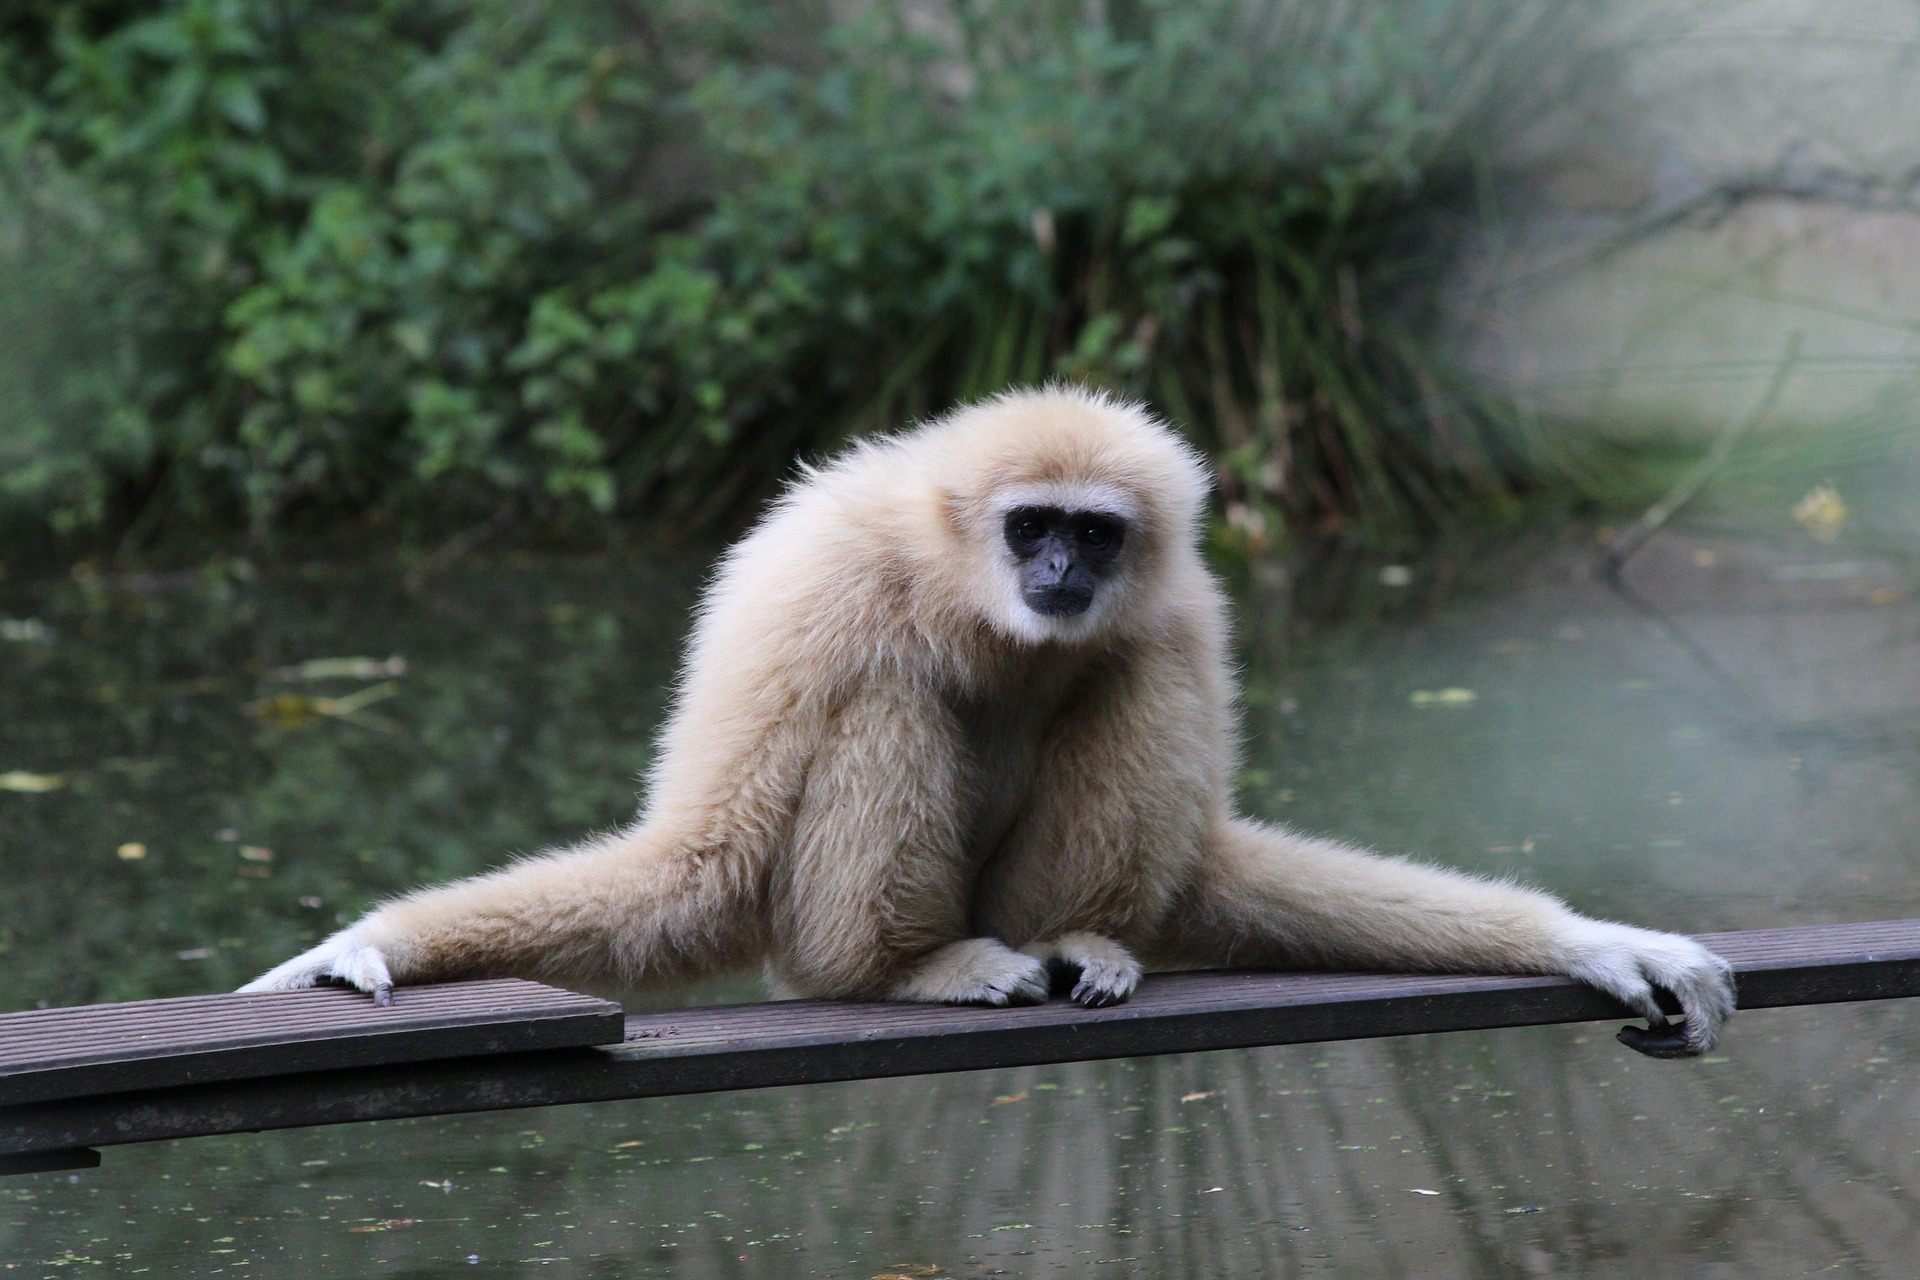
<box><xmin>0</xmin><ymin>771</ymin><xmax>67</xmax><ymax>793</ymax></box>
<box><xmin>116</xmin><ymin>842</ymin><xmax>147</xmax><ymax>861</ymax></box>
<box><xmin>1409</xmin><ymin>688</ymin><xmax>1477</xmax><ymax>707</ymax></box>
<box><xmin>1792</xmin><ymin>483</ymin><xmax>1849</xmax><ymax>542</ymax></box>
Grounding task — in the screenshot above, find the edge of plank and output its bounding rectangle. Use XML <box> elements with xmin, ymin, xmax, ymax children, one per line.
<box><xmin>0</xmin><ymin>981</ymin><xmax>626</xmax><ymax>1107</ymax></box>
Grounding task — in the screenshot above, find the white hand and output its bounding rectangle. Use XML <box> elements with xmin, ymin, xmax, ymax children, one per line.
<box><xmin>237</xmin><ymin>928</ymin><xmax>397</xmax><ymax>1006</ymax></box>
<box><xmin>1563</xmin><ymin>919</ymin><xmax>1736</xmax><ymax>1056</ymax></box>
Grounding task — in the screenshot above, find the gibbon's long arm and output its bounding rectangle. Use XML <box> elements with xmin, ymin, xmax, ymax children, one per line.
<box><xmin>1162</xmin><ymin>819</ymin><xmax>1737</xmax><ymax>1055</ymax></box>
<box><xmin>237</xmin><ymin>823</ymin><xmax>766</xmax><ymax>1003</ymax></box>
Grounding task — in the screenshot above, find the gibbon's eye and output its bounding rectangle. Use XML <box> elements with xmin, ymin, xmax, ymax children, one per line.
<box><xmin>1079</xmin><ymin>516</ymin><xmax>1124</xmax><ymax>555</ymax></box>
<box><xmin>1004</xmin><ymin>507</ymin><xmax>1060</xmax><ymax>554</ymax></box>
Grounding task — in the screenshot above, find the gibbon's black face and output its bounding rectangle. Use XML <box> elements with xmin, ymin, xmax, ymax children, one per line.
<box><xmin>1003</xmin><ymin>505</ymin><xmax>1127</xmax><ymax>617</ymax></box>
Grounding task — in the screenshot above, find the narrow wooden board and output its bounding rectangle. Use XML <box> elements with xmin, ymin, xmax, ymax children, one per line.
<box><xmin>2</xmin><ymin>919</ymin><xmax>1917</xmax><ymax>1164</ymax></box>
<box><xmin>0</xmin><ymin>980</ymin><xmax>625</xmax><ymax>1107</ymax></box>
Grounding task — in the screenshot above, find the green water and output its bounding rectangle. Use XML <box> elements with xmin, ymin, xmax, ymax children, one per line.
<box><xmin>3</xmin><ymin>456</ymin><xmax>1919</xmax><ymax>1275</ymax></box>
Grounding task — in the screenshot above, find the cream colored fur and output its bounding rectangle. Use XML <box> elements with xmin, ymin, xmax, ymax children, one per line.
<box><xmin>242</xmin><ymin>387</ymin><xmax>1735</xmax><ymax>1051</ymax></box>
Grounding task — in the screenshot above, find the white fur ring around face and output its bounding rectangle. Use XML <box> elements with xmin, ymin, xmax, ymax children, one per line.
<box><xmin>1563</xmin><ymin>919</ymin><xmax>1737</xmax><ymax>1057</ymax></box>
<box><xmin>237</xmin><ymin>929</ymin><xmax>396</xmax><ymax>1006</ymax></box>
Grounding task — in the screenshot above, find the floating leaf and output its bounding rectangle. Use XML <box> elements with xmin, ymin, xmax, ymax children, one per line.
<box><xmin>116</xmin><ymin>842</ymin><xmax>148</xmax><ymax>861</ymax></box>
<box><xmin>1409</xmin><ymin>688</ymin><xmax>1477</xmax><ymax>707</ymax></box>
<box><xmin>0</xmin><ymin>771</ymin><xmax>67</xmax><ymax>793</ymax></box>
<box><xmin>1792</xmin><ymin>483</ymin><xmax>1849</xmax><ymax>542</ymax></box>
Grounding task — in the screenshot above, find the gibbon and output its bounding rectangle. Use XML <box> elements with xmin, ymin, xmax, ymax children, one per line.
<box><xmin>242</xmin><ymin>387</ymin><xmax>1735</xmax><ymax>1056</ymax></box>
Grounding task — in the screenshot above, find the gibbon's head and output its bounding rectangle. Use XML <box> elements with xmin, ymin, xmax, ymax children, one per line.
<box><xmin>917</xmin><ymin>387</ymin><xmax>1212</xmax><ymax>646</ymax></box>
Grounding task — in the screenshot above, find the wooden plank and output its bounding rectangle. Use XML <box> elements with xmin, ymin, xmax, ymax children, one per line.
<box><xmin>2</xmin><ymin>919</ymin><xmax>1917</xmax><ymax>1163</ymax></box>
<box><xmin>0</xmin><ymin>980</ymin><xmax>625</xmax><ymax>1107</ymax></box>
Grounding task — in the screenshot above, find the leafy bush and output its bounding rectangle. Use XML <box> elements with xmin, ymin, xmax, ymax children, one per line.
<box><xmin>0</xmin><ymin>0</ymin><xmax>1584</xmax><ymax>555</ymax></box>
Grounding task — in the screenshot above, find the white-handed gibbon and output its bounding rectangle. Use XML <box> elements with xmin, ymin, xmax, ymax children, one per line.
<box><xmin>242</xmin><ymin>387</ymin><xmax>1735</xmax><ymax>1056</ymax></box>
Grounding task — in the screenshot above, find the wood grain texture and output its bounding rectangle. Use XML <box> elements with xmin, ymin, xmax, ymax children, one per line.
<box><xmin>3</xmin><ymin>919</ymin><xmax>1917</xmax><ymax>1165</ymax></box>
<box><xmin>0</xmin><ymin>980</ymin><xmax>625</xmax><ymax>1107</ymax></box>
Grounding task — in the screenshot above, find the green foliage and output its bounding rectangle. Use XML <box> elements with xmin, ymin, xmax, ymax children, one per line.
<box><xmin>0</xmin><ymin>0</ymin><xmax>1583</xmax><ymax>554</ymax></box>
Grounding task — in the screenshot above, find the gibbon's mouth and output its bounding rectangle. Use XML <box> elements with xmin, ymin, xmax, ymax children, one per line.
<box><xmin>1025</xmin><ymin>587</ymin><xmax>1094</xmax><ymax>617</ymax></box>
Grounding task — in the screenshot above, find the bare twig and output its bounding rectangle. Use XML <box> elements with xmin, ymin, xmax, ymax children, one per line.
<box><xmin>1597</xmin><ymin>332</ymin><xmax>1804</xmax><ymax>579</ymax></box>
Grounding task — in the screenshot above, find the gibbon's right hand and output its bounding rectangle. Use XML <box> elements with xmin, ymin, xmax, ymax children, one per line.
<box><xmin>1561</xmin><ymin>920</ymin><xmax>1736</xmax><ymax>1058</ymax></box>
<box><xmin>237</xmin><ymin>929</ymin><xmax>396</xmax><ymax>1007</ymax></box>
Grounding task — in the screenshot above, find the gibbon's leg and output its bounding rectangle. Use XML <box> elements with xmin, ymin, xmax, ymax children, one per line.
<box><xmin>238</xmin><ymin>821</ymin><xmax>765</xmax><ymax>1003</ymax></box>
<box><xmin>974</xmin><ymin>639</ymin><xmax>1228</xmax><ymax>1007</ymax></box>
<box><xmin>768</xmin><ymin>683</ymin><xmax>1048</xmax><ymax>1007</ymax></box>
<box><xmin>1160</xmin><ymin>818</ymin><xmax>1737</xmax><ymax>1055</ymax></box>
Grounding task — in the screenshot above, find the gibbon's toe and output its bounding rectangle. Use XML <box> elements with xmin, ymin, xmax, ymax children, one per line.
<box><xmin>889</xmin><ymin>938</ymin><xmax>1049</xmax><ymax>1006</ymax></box>
<box><xmin>983</xmin><ymin>959</ymin><xmax>1059</xmax><ymax>1013</ymax></box>
<box><xmin>1068</xmin><ymin>956</ymin><xmax>1141</xmax><ymax>1007</ymax></box>
<box><xmin>1023</xmin><ymin>932</ymin><xmax>1143</xmax><ymax>1008</ymax></box>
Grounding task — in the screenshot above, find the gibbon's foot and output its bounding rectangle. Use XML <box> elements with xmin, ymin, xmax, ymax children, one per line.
<box><xmin>1022</xmin><ymin>932</ymin><xmax>1143</xmax><ymax>1008</ymax></box>
<box><xmin>1561</xmin><ymin>920</ymin><xmax>1736</xmax><ymax>1057</ymax></box>
<box><xmin>237</xmin><ymin>930</ymin><xmax>396</xmax><ymax>1007</ymax></box>
<box><xmin>888</xmin><ymin>938</ymin><xmax>1050</xmax><ymax>1007</ymax></box>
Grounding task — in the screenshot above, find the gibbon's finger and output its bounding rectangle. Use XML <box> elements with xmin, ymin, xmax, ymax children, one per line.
<box><xmin>1568</xmin><ymin>954</ymin><xmax>1669</xmax><ymax>1026</ymax></box>
<box><xmin>1637</xmin><ymin>951</ymin><xmax>1736</xmax><ymax>1056</ymax></box>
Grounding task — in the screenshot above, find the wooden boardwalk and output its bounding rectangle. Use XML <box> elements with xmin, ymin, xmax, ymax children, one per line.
<box><xmin>4</xmin><ymin>919</ymin><xmax>1919</xmax><ymax>1175</ymax></box>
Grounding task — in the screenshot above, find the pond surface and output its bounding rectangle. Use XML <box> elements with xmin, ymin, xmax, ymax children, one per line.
<box><xmin>2</xmin><ymin>447</ymin><xmax>1918</xmax><ymax>1276</ymax></box>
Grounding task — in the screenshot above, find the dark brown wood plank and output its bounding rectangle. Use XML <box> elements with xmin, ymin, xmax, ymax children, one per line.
<box><xmin>0</xmin><ymin>980</ymin><xmax>625</xmax><ymax>1107</ymax></box>
<box><xmin>2</xmin><ymin>919</ymin><xmax>1917</xmax><ymax>1164</ymax></box>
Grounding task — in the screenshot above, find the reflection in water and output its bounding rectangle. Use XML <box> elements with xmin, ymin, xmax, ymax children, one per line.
<box><xmin>2</xmin><ymin>504</ymin><xmax>1918</xmax><ymax>1274</ymax></box>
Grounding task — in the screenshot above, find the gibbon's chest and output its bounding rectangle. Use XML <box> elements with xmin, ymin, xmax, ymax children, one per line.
<box><xmin>948</xmin><ymin>658</ymin><xmax>1085</xmax><ymax>864</ymax></box>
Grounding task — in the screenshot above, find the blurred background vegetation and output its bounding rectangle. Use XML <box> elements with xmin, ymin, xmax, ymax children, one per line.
<box><xmin>0</xmin><ymin>0</ymin><xmax>1606</xmax><ymax>563</ymax></box>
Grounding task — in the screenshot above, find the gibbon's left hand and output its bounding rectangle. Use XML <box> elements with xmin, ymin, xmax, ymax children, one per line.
<box><xmin>238</xmin><ymin>928</ymin><xmax>396</xmax><ymax>1006</ymax></box>
<box><xmin>1561</xmin><ymin>920</ymin><xmax>1736</xmax><ymax>1057</ymax></box>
